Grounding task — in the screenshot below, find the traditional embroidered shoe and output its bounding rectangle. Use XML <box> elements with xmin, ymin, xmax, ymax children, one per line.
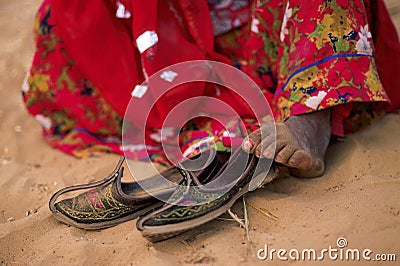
<box><xmin>136</xmin><ymin>148</ymin><xmax>274</xmax><ymax>242</ymax></box>
<box><xmin>49</xmin><ymin>149</ymin><xmax>221</xmax><ymax>230</ymax></box>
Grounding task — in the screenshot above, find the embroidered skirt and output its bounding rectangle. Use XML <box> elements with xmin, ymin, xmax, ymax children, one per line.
<box><xmin>23</xmin><ymin>0</ymin><xmax>400</xmax><ymax>164</ymax></box>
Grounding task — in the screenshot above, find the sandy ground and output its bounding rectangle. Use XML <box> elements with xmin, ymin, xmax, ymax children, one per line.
<box><xmin>1</xmin><ymin>1</ymin><xmax>400</xmax><ymax>265</ymax></box>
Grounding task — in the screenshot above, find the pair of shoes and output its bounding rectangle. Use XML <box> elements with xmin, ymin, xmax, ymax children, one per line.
<box><xmin>49</xmin><ymin>147</ymin><xmax>275</xmax><ymax>241</ymax></box>
<box><xmin>49</xmin><ymin>148</ymin><xmax>221</xmax><ymax>230</ymax></box>
<box><xmin>136</xmin><ymin>148</ymin><xmax>274</xmax><ymax>242</ymax></box>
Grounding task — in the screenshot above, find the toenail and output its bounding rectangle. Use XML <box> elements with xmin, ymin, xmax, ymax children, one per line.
<box><xmin>263</xmin><ymin>150</ymin><xmax>272</xmax><ymax>158</ymax></box>
<box><xmin>243</xmin><ymin>140</ymin><xmax>253</xmax><ymax>151</ymax></box>
<box><xmin>289</xmin><ymin>158</ymin><xmax>298</xmax><ymax>166</ymax></box>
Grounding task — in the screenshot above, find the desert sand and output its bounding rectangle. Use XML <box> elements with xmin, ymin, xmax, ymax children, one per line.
<box><xmin>0</xmin><ymin>1</ymin><xmax>399</xmax><ymax>265</ymax></box>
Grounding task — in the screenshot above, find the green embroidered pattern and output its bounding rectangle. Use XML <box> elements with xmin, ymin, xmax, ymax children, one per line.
<box><xmin>145</xmin><ymin>186</ymin><xmax>231</xmax><ymax>226</ymax></box>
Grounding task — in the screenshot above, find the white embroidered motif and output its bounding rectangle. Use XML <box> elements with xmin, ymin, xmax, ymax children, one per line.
<box><xmin>120</xmin><ymin>144</ymin><xmax>158</xmax><ymax>152</ymax></box>
<box><xmin>305</xmin><ymin>91</ymin><xmax>328</xmax><ymax>110</ymax></box>
<box><xmin>35</xmin><ymin>114</ymin><xmax>52</xmax><ymax>130</ymax></box>
<box><xmin>160</xmin><ymin>70</ymin><xmax>178</xmax><ymax>82</ymax></box>
<box><xmin>136</xmin><ymin>31</ymin><xmax>158</xmax><ymax>54</ymax></box>
<box><xmin>131</xmin><ymin>85</ymin><xmax>148</xmax><ymax>98</ymax></box>
<box><xmin>280</xmin><ymin>2</ymin><xmax>293</xmax><ymax>42</ymax></box>
<box><xmin>251</xmin><ymin>18</ymin><xmax>260</xmax><ymax>34</ymax></box>
<box><xmin>116</xmin><ymin>1</ymin><xmax>131</xmax><ymax>18</ymax></box>
<box><xmin>149</xmin><ymin>127</ymin><xmax>176</xmax><ymax>143</ymax></box>
<box><xmin>356</xmin><ymin>24</ymin><xmax>373</xmax><ymax>56</ymax></box>
<box><xmin>22</xmin><ymin>71</ymin><xmax>30</xmax><ymax>92</ymax></box>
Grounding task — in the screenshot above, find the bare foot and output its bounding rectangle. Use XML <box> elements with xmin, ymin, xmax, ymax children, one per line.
<box><xmin>242</xmin><ymin>109</ymin><xmax>331</xmax><ymax>177</ymax></box>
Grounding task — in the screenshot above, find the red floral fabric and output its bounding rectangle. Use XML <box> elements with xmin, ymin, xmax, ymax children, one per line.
<box><xmin>23</xmin><ymin>0</ymin><xmax>400</xmax><ymax>163</ymax></box>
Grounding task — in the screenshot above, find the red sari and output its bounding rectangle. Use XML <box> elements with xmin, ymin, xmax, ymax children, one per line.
<box><xmin>23</xmin><ymin>0</ymin><xmax>400</xmax><ymax>163</ymax></box>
